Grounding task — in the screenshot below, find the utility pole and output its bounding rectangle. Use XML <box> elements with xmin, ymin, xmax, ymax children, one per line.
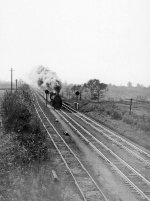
<box><xmin>10</xmin><ymin>68</ymin><xmax>14</xmax><ymax>92</ymax></box>
<box><xmin>129</xmin><ymin>98</ymin><xmax>133</xmax><ymax>115</ymax></box>
<box><xmin>45</xmin><ymin>90</ymin><xmax>49</xmax><ymax>107</ymax></box>
<box><xmin>16</xmin><ymin>79</ymin><xmax>18</xmax><ymax>91</ymax></box>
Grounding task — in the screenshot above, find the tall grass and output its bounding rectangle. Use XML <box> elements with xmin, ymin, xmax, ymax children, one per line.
<box><xmin>1</xmin><ymin>84</ymin><xmax>48</xmax><ymax>166</ymax></box>
<box><xmin>123</xmin><ymin>113</ymin><xmax>150</xmax><ymax>133</ymax></box>
<box><xmin>79</xmin><ymin>101</ymin><xmax>150</xmax><ymax>133</ymax></box>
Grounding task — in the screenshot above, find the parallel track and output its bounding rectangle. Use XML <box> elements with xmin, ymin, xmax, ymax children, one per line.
<box><xmin>33</xmin><ymin>92</ymin><xmax>108</xmax><ymax>201</ymax></box>
<box><xmin>34</xmin><ymin>91</ymin><xmax>150</xmax><ymax>200</ymax></box>
<box><xmin>57</xmin><ymin>103</ymin><xmax>150</xmax><ymax>201</ymax></box>
<box><xmin>63</xmin><ymin>103</ymin><xmax>150</xmax><ymax>166</ymax></box>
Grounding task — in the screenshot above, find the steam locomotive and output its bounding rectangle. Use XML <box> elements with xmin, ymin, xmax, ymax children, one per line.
<box><xmin>49</xmin><ymin>91</ymin><xmax>62</xmax><ymax>110</ymax></box>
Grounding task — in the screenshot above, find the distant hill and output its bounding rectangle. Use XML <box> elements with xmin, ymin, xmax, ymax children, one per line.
<box><xmin>105</xmin><ymin>85</ymin><xmax>150</xmax><ymax>101</ymax></box>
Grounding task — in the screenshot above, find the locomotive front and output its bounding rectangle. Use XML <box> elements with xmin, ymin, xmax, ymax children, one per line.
<box><xmin>52</xmin><ymin>94</ymin><xmax>62</xmax><ymax>110</ymax></box>
<box><xmin>49</xmin><ymin>91</ymin><xmax>62</xmax><ymax>110</ymax></box>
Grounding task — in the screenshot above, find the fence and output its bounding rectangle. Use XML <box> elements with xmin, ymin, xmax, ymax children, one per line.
<box><xmin>89</xmin><ymin>98</ymin><xmax>150</xmax><ymax>116</ymax></box>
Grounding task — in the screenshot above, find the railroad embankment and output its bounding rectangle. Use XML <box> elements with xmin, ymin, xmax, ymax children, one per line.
<box><xmin>0</xmin><ymin>85</ymin><xmax>72</xmax><ymax>201</ymax></box>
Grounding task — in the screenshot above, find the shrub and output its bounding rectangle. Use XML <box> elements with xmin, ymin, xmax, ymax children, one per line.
<box><xmin>106</xmin><ymin>110</ymin><xmax>111</xmax><ymax>115</ymax></box>
<box><xmin>111</xmin><ymin>110</ymin><xmax>122</xmax><ymax>120</ymax></box>
<box><xmin>1</xmin><ymin>85</ymin><xmax>48</xmax><ymax>165</ymax></box>
<box><xmin>137</xmin><ymin>122</ymin><xmax>150</xmax><ymax>133</ymax></box>
<box><xmin>80</xmin><ymin>103</ymin><xmax>96</xmax><ymax>112</ymax></box>
<box><xmin>2</xmin><ymin>90</ymin><xmax>32</xmax><ymax>133</ymax></box>
<box><xmin>123</xmin><ymin>113</ymin><xmax>137</xmax><ymax>125</ymax></box>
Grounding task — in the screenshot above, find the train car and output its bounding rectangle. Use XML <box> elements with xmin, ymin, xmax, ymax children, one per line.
<box><xmin>52</xmin><ymin>94</ymin><xmax>62</xmax><ymax>110</ymax></box>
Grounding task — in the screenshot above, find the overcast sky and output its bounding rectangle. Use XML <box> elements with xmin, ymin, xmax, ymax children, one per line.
<box><xmin>0</xmin><ymin>0</ymin><xmax>150</xmax><ymax>86</ymax></box>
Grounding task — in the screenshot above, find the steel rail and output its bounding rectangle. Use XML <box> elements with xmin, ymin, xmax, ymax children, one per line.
<box><xmin>79</xmin><ymin>113</ymin><xmax>150</xmax><ymax>161</ymax></box>
<box><xmin>34</xmin><ymin>105</ymin><xmax>87</xmax><ymax>201</ymax></box>
<box><xmin>33</xmin><ymin>92</ymin><xmax>109</xmax><ymax>201</ymax></box>
<box><xmin>32</xmin><ymin>92</ymin><xmax>87</xmax><ymax>201</ymax></box>
<box><xmin>34</xmin><ymin>92</ymin><xmax>150</xmax><ymax>200</ymax></box>
<box><xmin>60</xmin><ymin>109</ymin><xmax>150</xmax><ymax>185</ymax></box>
<box><xmin>62</xmin><ymin>104</ymin><xmax>150</xmax><ymax>167</ymax></box>
<box><xmin>55</xmin><ymin>109</ymin><xmax>150</xmax><ymax>201</ymax></box>
<box><xmin>63</xmin><ymin>103</ymin><xmax>150</xmax><ymax>163</ymax></box>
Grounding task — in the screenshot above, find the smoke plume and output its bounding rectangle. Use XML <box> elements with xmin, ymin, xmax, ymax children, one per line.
<box><xmin>30</xmin><ymin>65</ymin><xmax>62</xmax><ymax>93</ymax></box>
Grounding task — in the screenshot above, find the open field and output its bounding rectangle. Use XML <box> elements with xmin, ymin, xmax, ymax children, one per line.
<box><xmin>0</xmin><ymin>81</ymin><xmax>11</xmax><ymax>89</ymax></box>
<box><xmin>105</xmin><ymin>85</ymin><xmax>150</xmax><ymax>101</ymax></box>
<box><xmin>117</xmin><ymin>101</ymin><xmax>150</xmax><ymax>117</ymax></box>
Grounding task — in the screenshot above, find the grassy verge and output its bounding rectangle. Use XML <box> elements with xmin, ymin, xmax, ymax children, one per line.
<box><xmin>2</xmin><ymin>84</ymin><xmax>48</xmax><ymax>164</ymax></box>
<box><xmin>0</xmin><ymin>84</ymin><xmax>49</xmax><ymax>200</ymax></box>
<box><xmin>0</xmin><ymin>86</ymin><xmax>82</xmax><ymax>201</ymax></box>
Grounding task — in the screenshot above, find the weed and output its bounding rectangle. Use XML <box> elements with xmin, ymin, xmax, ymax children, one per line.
<box><xmin>137</xmin><ymin>122</ymin><xmax>150</xmax><ymax>133</ymax></box>
<box><xmin>123</xmin><ymin>113</ymin><xmax>135</xmax><ymax>125</ymax></box>
<box><xmin>111</xmin><ymin>110</ymin><xmax>122</xmax><ymax>120</ymax></box>
<box><xmin>1</xmin><ymin>84</ymin><xmax>48</xmax><ymax>166</ymax></box>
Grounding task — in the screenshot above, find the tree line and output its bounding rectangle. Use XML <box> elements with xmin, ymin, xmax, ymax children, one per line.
<box><xmin>62</xmin><ymin>79</ymin><xmax>108</xmax><ymax>102</ymax></box>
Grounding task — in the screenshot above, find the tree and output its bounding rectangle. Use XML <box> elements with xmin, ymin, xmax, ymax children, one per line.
<box><xmin>100</xmin><ymin>83</ymin><xmax>108</xmax><ymax>91</ymax></box>
<box><xmin>136</xmin><ymin>83</ymin><xmax>144</xmax><ymax>88</ymax></box>
<box><xmin>86</xmin><ymin>79</ymin><xmax>107</xmax><ymax>102</ymax></box>
<box><xmin>71</xmin><ymin>84</ymin><xmax>84</xmax><ymax>100</ymax></box>
<box><xmin>86</xmin><ymin>79</ymin><xmax>97</xmax><ymax>99</ymax></box>
<box><xmin>37</xmin><ymin>78</ymin><xmax>43</xmax><ymax>87</ymax></box>
<box><xmin>127</xmin><ymin>82</ymin><xmax>132</xmax><ymax>88</ymax></box>
<box><xmin>65</xmin><ymin>85</ymin><xmax>72</xmax><ymax>99</ymax></box>
<box><xmin>71</xmin><ymin>85</ymin><xmax>77</xmax><ymax>94</ymax></box>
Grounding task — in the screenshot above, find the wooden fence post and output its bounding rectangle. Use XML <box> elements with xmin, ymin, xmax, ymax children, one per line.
<box><xmin>129</xmin><ymin>98</ymin><xmax>132</xmax><ymax>115</ymax></box>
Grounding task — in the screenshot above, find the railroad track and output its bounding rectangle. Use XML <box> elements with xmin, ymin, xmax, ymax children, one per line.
<box><xmin>34</xmin><ymin>91</ymin><xmax>150</xmax><ymax>200</ymax></box>
<box><xmin>63</xmin><ymin>103</ymin><xmax>150</xmax><ymax>166</ymax></box>
<box><xmin>33</xmin><ymin>92</ymin><xmax>108</xmax><ymax>201</ymax></box>
<box><xmin>57</xmin><ymin>103</ymin><xmax>150</xmax><ymax>201</ymax></box>
<box><xmin>62</xmin><ymin>103</ymin><xmax>150</xmax><ymax>180</ymax></box>
<box><xmin>63</xmin><ymin>104</ymin><xmax>150</xmax><ymax>164</ymax></box>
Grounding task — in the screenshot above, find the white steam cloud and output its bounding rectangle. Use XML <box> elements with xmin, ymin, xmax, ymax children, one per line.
<box><xmin>29</xmin><ymin>65</ymin><xmax>61</xmax><ymax>93</ymax></box>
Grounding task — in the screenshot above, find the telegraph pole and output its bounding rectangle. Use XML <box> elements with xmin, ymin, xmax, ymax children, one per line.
<box><xmin>129</xmin><ymin>98</ymin><xmax>133</xmax><ymax>115</ymax></box>
<box><xmin>45</xmin><ymin>90</ymin><xmax>49</xmax><ymax>107</ymax></box>
<box><xmin>16</xmin><ymin>79</ymin><xmax>18</xmax><ymax>91</ymax></box>
<box><xmin>10</xmin><ymin>68</ymin><xmax>14</xmax><ymax>92</ymax></box>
